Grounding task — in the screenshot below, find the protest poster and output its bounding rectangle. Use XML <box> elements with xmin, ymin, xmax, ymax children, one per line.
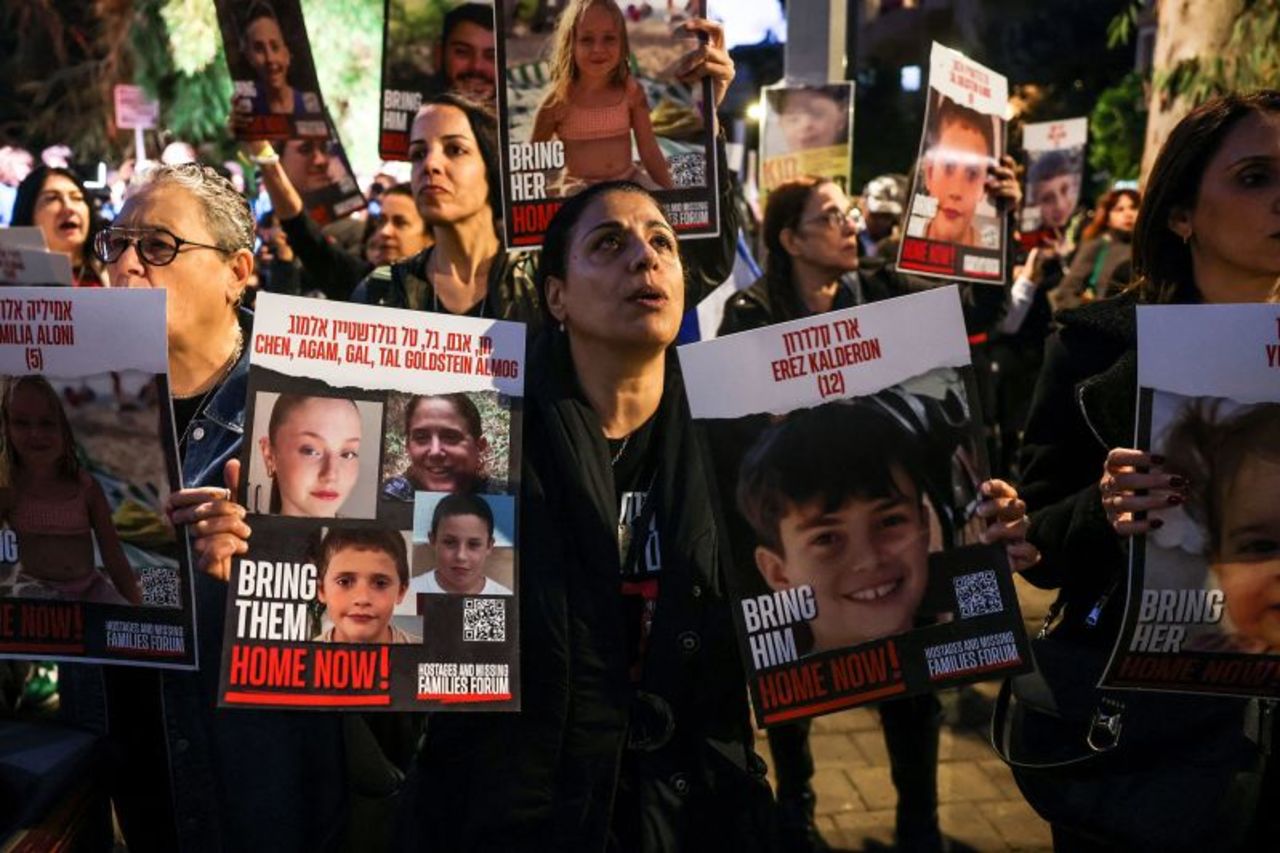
<box><xmin>276</xmin><ymin>115</ymin><xmax>367</xmax><ymax>225</ymax></box>
<box><xmin>897</xmin><ymin>43</ymin><xmax>1008</xmax><ymax>284</ymax></box>
<box><xmin>495</xmin><ymin>0</ymin><xmax>719</xmax><ymax>249</ymax></box>
<box><xmin>0</xmin><ymin>230</ymin><xmax>73</xmax><ymax>287</ymax></box>
<box><xmin>1019</xmin><ymin>117</ymin><xmax>1086</xmax><ymax>235</ymax></box>
<box><xmin>680</xmin><ymin>287</ymin><xmax>1031</xmax><ymax>725</ymax></box>
<box><xmin>378</xmin><ymin>1</ymin><xmax>497</xmax><ymax>160</ymax></box>
<box><xmin>0</xmin><ymin>289</ymin><xmax>195</xmax><ymax>668</ymax></box>
<box><xmin>1101</xmin><ymin>305</ymin><xmax>1280</xmax><ymax>699</ymax></box>
<box><xmin>112</xmin><ymin>84</ymin><xmax>160</xmax><ymax>131</ymax></box>
<box><xmin>758</xmin><ymin>82</ymin><xmax>854</xmax><ymax>210</ymax></box>
<box><xmin>216</xmin><ymin>0</ymin><xmax>328</xmax><ymax>140</ymax></box>
<box><xmin>217</xmin><ymin>292</ymin><xmax>524</xmax><ymax>710</ymax></box>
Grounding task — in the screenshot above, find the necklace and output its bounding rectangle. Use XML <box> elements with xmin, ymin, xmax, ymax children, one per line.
<box><xmin>610</xmin><ymin>434</ymin><xmax>630</xmax><ymax>465</ymax></box>
<box><xmin>177</xmin><ymin>326</ymin><xmax>244</xmax><ymax>447</ymax></box>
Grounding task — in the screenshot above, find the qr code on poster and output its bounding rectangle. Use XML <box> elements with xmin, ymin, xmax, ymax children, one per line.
<box><xmin>953</xmin><ymin>570</ymin><xmax>1002</xmax><ymax>619</ymax></box>
<box><xmin>463</xmin><ymin>598</ymin><xmax>506</xmax><ymax>642</ymax></box>
<box><xmin>139</xmin><ymin>566</ymin><xmax>181</xmax><ymax>608</ymax></box>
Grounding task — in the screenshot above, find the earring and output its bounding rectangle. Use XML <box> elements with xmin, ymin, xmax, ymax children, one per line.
<box><xmin>1182</xmin><ymin>231</ymin><xmax>1192</xmax><ymax>245</ymax></box>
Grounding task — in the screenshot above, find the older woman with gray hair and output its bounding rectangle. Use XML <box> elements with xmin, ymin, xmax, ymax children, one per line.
<box><xmin>88</xmin><ymin>162</ymin><xmax>348</xmax><ymax>851</ymax></box>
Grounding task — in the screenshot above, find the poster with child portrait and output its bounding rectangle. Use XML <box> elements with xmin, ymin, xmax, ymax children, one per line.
<box><xmin>679</xmin><ymin>287</ymin><xmax>1031</xmax><ymax>726</ymax></box>
<box><xmin>495</xmin><ymin>0</ymin><xmax>719</xmax><ymax>249</ymax></box>
<box><xmin>0</xmin><ymin>289</ymin><xmax>196</xmax><ymax>668</ymax></box>
<box><xmin>217</xmin><ymin>292</ymin><xmax>524</xmax><ymax>711</ymax></box>
<box><xmin>758</xmin><ymin>82</ymin><xmax>854</xmax><ymax>211</ymax></box>
<box><xmin>1018</xmin><ymin>117</ymin><xmax>1086</xmax><ymax>236</ymax></box>
<box><xmin>275</xmin><ymin>115</ymin><xmax>367</xmax><ymax>225</ymax></box>
<box><xmin>216</xmin><ymin>0</ymin><xmax>329</xmax><ymax>140</ymax></box>
<box><xmin>1102</xmin><ymin>304</ymin><xmax>1280</xmax><ymax>698</ymax></box>
<box><xmin>378</xmin><ymin>1</ymin><xmax>497</xmax><ymax>160</ymax></box>
<box><xmin>897</xmin><ymin>43</ymin><xmax>1007</xmax><ymax>285</ymax></box>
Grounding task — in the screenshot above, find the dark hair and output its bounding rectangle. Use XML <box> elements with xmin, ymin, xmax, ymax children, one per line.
<box><xmin>10</xmin><ymin>166</ymin><xmax>101</xmax><ymax>275</ymax></box>
<box><xmin>241</xmin><ymin>0</ymin><xmax>282</xmax><ymax>41</ymax></box>
<box><xmin>3</xmin><ymin>375</ymin><xmax>80</xmax><ymax>481</ymax></box>
<box><xmin>761</xmin><ymin>176</ymin><xmax>834</xmax><ymax>314</ymax></box>
<box><xmin>533</xmin><ymin>180</ymin><xmax>662</xmax><ymax>320</ymax></box>
<box><xmin>1162</xmin><ymin>400</ymin><xmax>1280</xmax><ymax>559</ymax></box>
<box><xmin>773</xmin><ymin>86</ymin><xmax>849</xmax><ymax>117</ymax></box>
<box><xmin>737</xmin><ymin>391</ymin><xmax>971</xmax><ymax>552</ymax></box>
<box><xmin>931</xmin><ymin>95</ymin><xmax>995</xmax><ymax>157</ymax></box>
<box><xmin>266</xmin><ymin>394</ymin><xmax>360</xmax><ymax>513</ymax></box>
<box><xmin>403</xmin><ymin>393</ymin><xmax>482</xmax><ymax>439</ymax></box>
<box><xmin>442</xmin><ymin>2</ymin><xmax>494</xmax><ymax>45</ymax></box>
<box><xmin>414</xmin><ymin>92</ymin><xmax>501</xmax><ymax>229</ymax></box>
<box><xmin>1027</xmin><ymin>149</ymin><xmax>1079</xmax><ymax>187</ymax></box>
<box><xmin>1081</xmin><ymin>188</ymin><xmax>1140</xmax><ymax>242</ymax></box>
<box><xmin>1133</xmin><ymin>90</ymin><xmax>1280</xmax><ymax>304</ymax></box>
<box><xmin>430</xmin><ymin>492</ymin><xmax>495</xmax><ymax>539</ymax></box>
<box><xmin>384</xmin><ymin>182</ymin><xmax>414</xmax><ymax>202</ymax></box>
<box><xmin>317</xmin><ymin>526</ymin><xmax>409</xmax><ymax>586</ymax></box>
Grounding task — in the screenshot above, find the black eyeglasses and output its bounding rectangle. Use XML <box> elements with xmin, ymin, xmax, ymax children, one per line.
<box><xmin>93</xmin><ymin>227</ymin><xmax>233</xmax><ymax>267</ymax></box>
<box><xmin>802</xmin><ymin>207</ymin><xmax>862</xmax><ymax>231</ymax></box>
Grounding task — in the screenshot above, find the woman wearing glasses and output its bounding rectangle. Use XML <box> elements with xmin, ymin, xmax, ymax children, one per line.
<box><xmin>87</xmin><ymin>163</ymin><xmax>347</xmax><ymax>851</ymax></box>
<box><xmin>714</xmin><ymin>175</ymin><xmax>1036</xmax><ymax>853</ymax></box>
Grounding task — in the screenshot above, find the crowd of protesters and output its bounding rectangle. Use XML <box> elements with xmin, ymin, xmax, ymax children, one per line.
<box><xmin>1</xmin><ymin>8</ymin><xmax>1278</xmax><ymax>853</ymax></box>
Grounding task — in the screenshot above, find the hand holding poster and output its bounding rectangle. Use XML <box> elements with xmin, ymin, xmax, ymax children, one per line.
<box><xmin>680</xmin><ymin>287</ymin><xmax>1031</xmax><ymax>725</ymax></box>
<box><xmin>0</xmin><ymin>289</ymin><xmax>195</xmax><ymax>667</ymax></box>
<box><xmin>897</xmin><ymin>43</ymin><xmax>1008</xmax><ymax>284</ymax></box>
<box><xmin>1019</xmin><ymin>117</ymin><xmax>1086</xmax><ymax>234</ymax></box>
<box><xmin>216</xmin><ymin>0</ymin><xmax>328</xmax><ymax>140</ymax></box>
<box><xmin>1102</xmin><ymin>305</ymin><xmax>1280</xmax><ymax>698</ymax></box>
<box><xmin>496</xmin><ymin>0</ymin><xmax>719</xmax><ymax>248</ymax></box>
<box><xmin>758</xmin><ymin>82</ymin><xmax>854</xmax><ymax>210</ymax></box>
<box><xmin>218</xmin><ymin>292</ymin><xmax>524</xmax><ymax>710</ymax></box>
<box><xmin>379</xmin><ymin>1</ymin><xmax>497</xmax><ymax>160</ymax></box>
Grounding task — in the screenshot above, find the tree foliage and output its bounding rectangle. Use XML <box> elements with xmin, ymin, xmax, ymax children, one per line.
<box><xmin>1088</xmin><ymin>71</ymin><xmax>1145</xmax><ymax>183</ymax></box>
<box><xmin>1149</xmin><ymin>0</ymin><xmax>1280</xmax><ymax>108</ymax></box>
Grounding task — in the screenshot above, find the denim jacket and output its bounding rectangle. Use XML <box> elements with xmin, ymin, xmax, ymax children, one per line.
<box><xmin>157</xmin><ymin>310</ymin><xmax>347</xmax><ymax>852</ymax></box>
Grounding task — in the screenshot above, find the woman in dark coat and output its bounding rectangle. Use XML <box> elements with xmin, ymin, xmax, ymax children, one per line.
<box><xmin>401</xmin><ymin>181</ymin><xmax>775</xmax><ymax>852</ymax></box>
<box><xmin>1019</xmin><ymin>91</ymin><xmax>1280</xmax><ymax>851</ymax></box>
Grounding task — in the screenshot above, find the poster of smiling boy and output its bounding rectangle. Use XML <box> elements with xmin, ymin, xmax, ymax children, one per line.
<box><xmin>217</xmin><ymin>292</ymin><xmax>524</xmax><ymax>711</ymax></box>
<box><xmin>495</xmin><ymin>0</ymin><xmax>719</xmax><ymax>248</ymax></box>
<box><xmin>216</xmin><ymin>0</ymin><xmax>328</xmax><ymax>140</ymax></box>
<box><xmin>1102</xmin><ymin>304</ymin><xmax>1280</xmax><ymax>699</ymax></box>
<box><xmin>681</xmin><ymin>287</ymin><xmax>1031</xmax><ymax>725</ymax></box>
<box><xmin>758</xmin><ymin>82</ymin><xmax>854</xmax><ymax>211</ymax></box>
<box><xmin>897</xmin><ymin>43</ymin><xmax>1007</xmax><ymax>285</ymax></box>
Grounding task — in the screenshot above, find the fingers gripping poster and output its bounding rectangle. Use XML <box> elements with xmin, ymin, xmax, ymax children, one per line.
<box><xmin>897</xmin><ymin>43</ymin><xmax>1008</xmax><ymax>285</ymax></box>
<box><xmin>218</xmin><ymin>293</ymin><xmax>524</xmax><ymax>710</ymax></box>
<box><xmin>1102</xmin><ymin>305</ymin><xmax>1280</xmax><ymax>699</ymax></box>
<box><xmin>495</xmin><ymin>0</ymin><xmax>719</xmax><ymax>248</ymax></box>
<box><xmin>0</xmin><ymin>289</ymin><xmax>196</xmax><ymax>668</ymax></box>
<box><xmin>679</xmin><ymin>287</ymin><xmax>1031</xmax><ymax>726</ymax></box>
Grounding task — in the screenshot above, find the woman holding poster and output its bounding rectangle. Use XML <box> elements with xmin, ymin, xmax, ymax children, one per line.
<box><xmin>1017</xmin><ymin>92</ymin><xmax>1280</xmax><ymax>850</ymax></box>
<box><xmin>400</xmin><ymin>181</ymin><xmax>772</xmax><ymax>851</ymax></box>
<box><xmin>86</xmin><ymin>163</ymin><xmax>349</xmax><ymax>851</ymax></box>
<box><xmin>354</xmin><ymin>18</ymin><xmax>740</xmax><ymax>326</ymax></box>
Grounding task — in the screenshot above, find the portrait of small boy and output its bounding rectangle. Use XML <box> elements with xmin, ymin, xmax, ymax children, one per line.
<box><xmin>736</xmin><ymin>397</ymin><xmax>961</xmax><ymax>655</ymax></box>
<box><xmin>920</xmin><ymin>94</ymin><xmax>997</xmax><ymax>248</ymax></box>
<box><xmin>314</xmin><ymin>526</ymin><xmax>420</xmax><ymax>644</ymax></box>
<box><xmin>769</xmin><ymin>86</ymin><xmax>851</xmax><ymax>153</ymax></box>
<box><xmin>411</xmin><ymin>492</ymin><xmax>513</xmax><ymax>596</ymax></box>
<box><xmin>1025</xmin><ymin>148</ymin><xmax>1082</xmax><ymax>232</ymax></box>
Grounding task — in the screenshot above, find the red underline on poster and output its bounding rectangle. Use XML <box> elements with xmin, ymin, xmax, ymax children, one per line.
<box><xmin>761</xmin><ymin>682</ymin><xmax>908</xmax><ymax>724</ymax></box>
<box><xmin>902</xmin><ymin>261</ymin><xmax>961</xmax><ymax>274</ymax></box>
<box><xmin>416</xmin><ymin>692</ymin><xmax>512</xmax><ymax>704</ymax></box>
<box><xmin>223</xmin><ymin>691</ymin><xmax>392</xmax><ymax>707</ymax></box>
<box><xmin>0</xmin><ymin>642</ymin><xmax>85</xmax><ymax>653</ymax></box>
<box><xmin>927</xmin><ymin>657</ymin><xmax>1023</xmax><ymax>682</ymax></box>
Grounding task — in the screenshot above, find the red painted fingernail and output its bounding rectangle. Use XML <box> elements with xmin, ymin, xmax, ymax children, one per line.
<box><xmin>1167</xmin><ymin>494</ymin><xmax>1183</xmax><ymax>506</ymax></box>
<box><xmin>1168</xmin><ymin>475</ymin><xmax>1187</xmax><ymax>488</ymax></box>
<box><xmin>1149</xmin><ymin>518</ymin><xmax>1164</xmax><ymax>529</ymax></box>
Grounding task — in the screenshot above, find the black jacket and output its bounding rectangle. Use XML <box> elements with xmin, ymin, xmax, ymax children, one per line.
<box><xmin>1018</xmin><ymin>292</ymin><xmax>1138</xmax><ymax>644</ymax></box>
<box><xmin>400</xmin><ymin>332</ymin><xmax>774</xmax><ymax>852</ymax></box>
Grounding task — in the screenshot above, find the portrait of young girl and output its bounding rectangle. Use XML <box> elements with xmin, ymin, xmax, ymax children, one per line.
<box><xmin>530</xmin><ymin>0</ymin><xmax>674</xmax><ymax>195</ymax></box>
<box><xmin>1161</xmin><ymin>399</ymin><xmax>1280</xmax><ymax>655</ymax></box>
<box><xmin>0</xmin><ymin>375</ymin><xmax>142</xmax><ymax>605</ymax></box>
<box><xmin>248</xmin><ymin>391</ymin><xmax>383</xmax><ymax>519</ymax></box>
